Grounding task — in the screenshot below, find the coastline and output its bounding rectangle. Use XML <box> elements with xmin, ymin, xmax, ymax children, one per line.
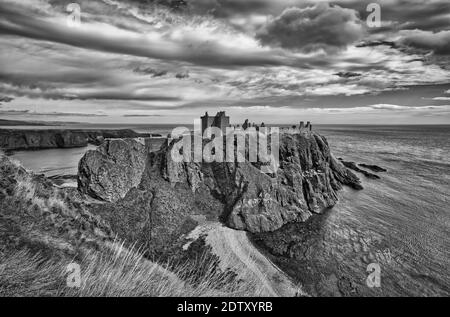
<box><xmin>0</xmin><ymin>128</ymin><xmax>157</xmax><ymax>151</ymax></box>
<box><xmin>0</xmin><ymin>127</ymin><xmax>362</xmax><ymax>295</ymax></box>
<box><xmin>1</xmin><ymin>123</ymin><xmax>448</xmax><ymax>296</ymax></box>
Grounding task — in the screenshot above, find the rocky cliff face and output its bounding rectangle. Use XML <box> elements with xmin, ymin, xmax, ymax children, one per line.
<box><xmin>0</xmin><ymin>129</ymin><xmax>150</xmax><ymax>150</ymax></box>
<box><xmin>219</xmin><ymin>133</ymin><xmax>361</xmax><ymax>233</ymax></box>
<box><xmin>0</xmin><ymin>152</ymin><xmax>288</xmax><ymax>296</ymax></box>
<box><xmin>78</xmin><ymin>131</ymin><xmax>362</xmax><ymax>237</ymax></box>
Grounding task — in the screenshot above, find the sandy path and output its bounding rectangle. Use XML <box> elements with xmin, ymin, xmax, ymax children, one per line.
<box><xmin>184</xmin><ymin>222</ymin><xmax>305</xmax><ymax>297</ymax></box>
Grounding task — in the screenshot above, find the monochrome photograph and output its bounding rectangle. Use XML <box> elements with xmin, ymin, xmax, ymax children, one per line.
<box><xmin>0</xmin><ymin>0</ymin><xmax>448</xmax><ymax>301</ymax></box>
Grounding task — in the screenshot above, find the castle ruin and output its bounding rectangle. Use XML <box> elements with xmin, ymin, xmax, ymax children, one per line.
<box><xmin>201</xmin><ymin>111</ymin><xmax>230</xmax><ymax>134</ymax></box>
<box><xmin>200</xmin><ymin>111</ymin><xmax>312</xmax><ymax>135</ymax></box>
<box><xmin>299</xmin><ymin>121</ymin><xmax>312</xmax><ymax>131</ymax></box>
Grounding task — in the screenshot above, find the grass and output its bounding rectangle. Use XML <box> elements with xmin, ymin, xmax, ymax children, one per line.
<box><xmin>0</xmin><ymin>249</ymin><xmax>66</xmax><ymax>296</ymax></box>
<box><xmin>0</xmin><ymin>151</ymin><xmax>265</xmax><ymax>297</ymax></box>
<box><xmin>0</xmin><ymin>240</ymin><xmax>263</xmax><ymax>297</ymax></box>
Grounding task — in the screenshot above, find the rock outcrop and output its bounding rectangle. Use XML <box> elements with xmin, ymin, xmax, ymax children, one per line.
<box><xmin>201</xmin><ymin>133</ymin><xmax>362</xmax><ymax>233</ymax></box>
<box><xmin>0</xmin><ymin>129</ymin><xmax>150</xmax><ymax>150</ymax></box>
<box><xmin>338</xmin><ymin>159</ymin><xmax>380</xmax><ymax>179</ymax></box>
<box><xmin>78</xmin><ymin>131</ymin><xmax>362</xmax><ymax>235</ymax></box>
<box><xmin>0</xmin><ymin>128</ymin><xmax>364</xmax><ymax>294</ymax></box>
<box><xmin>0</xmin><ymin>119</ymin><xmax>46</xmax><ymax>126</ymax></box>
<box><xmin>0</xmin><ymin>152</ymin><xmax>291</xmax><ymax>297</ymax></box>
<box><xmin>78</xmin><ymin>139</ymin><xmax>147</xmax><ymax>202</ymax></box>
<box><xmin>358</xmin><ymin>164</ymin><xmax>387</xmax><ymax>173</ymax></box>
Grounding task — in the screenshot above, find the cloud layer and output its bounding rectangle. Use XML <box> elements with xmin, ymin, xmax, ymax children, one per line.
<box><xmin>400</xmin><ymin>30</ymin><xmax>450</xmax><ymax>55</ymax></box>
<box><xmin>0</xmin><ymin>0</ymin><xmax>449</xmax><ymax>124</ymax></box>
<box><xmin>257</xmin><ymin>3</ymin><xmax>364</xmax><ymax>52</ymax></box>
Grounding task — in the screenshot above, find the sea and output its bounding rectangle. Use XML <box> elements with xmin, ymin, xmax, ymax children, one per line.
<box><xmin>3</xmin><ymin>123</ymin><xmax>449</xmax><ymax>296</ymax></box>
<box><xmin>287</xmin><ymin>125</ymin><xmax>449</xmax><ymax>297</ymax></box>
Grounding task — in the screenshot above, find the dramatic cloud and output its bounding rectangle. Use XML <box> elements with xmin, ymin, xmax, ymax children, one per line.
<box><xmin>0</xmin><ymin>95</ymin><xmax>14</xmax><ymax>103</ymax></box>
<box><xmin>0</xmin><ymin>110</ymin><xmax>29</xmax><ymax>115</ymax></box>
<box><xmin>122</xmin><ymin>114</ymin><xmax>163</xmax><ymax>117</ymax></box>
<box><xmin>335</xmin><ymin>72</ymin><xmax>362</xmax><ymax>78</ymax></box>
<box><xmin>133</xmin><ymin>66</ymin><xmax>168</xmax><ymax>77</ymax></box>
<box><xmin>314</xmin><ymin>104</ymin><xmax>450</xmax><ymax>112</ymax></box>
<box><xmin>175</xmin><ymin>71</ymin><xmax>190</xmax><ymax>79</ymax></box>
<box><xmin>0</xmin><ymin>109</ymin><xmax>107</xmax><ymax>117</ymax></box>
<box><xmin>256</xmin><ymin>3</ymin><xmax>364</xmax><ymax>52</ymax></box>
<box><xmin>0</xmin><ymin>0</ymin><xmax>449</xmax><ymax>124</ymax></box>
<box><xmin>187</xmin><ymin>0</ymin><xmax>284</xmax><ymax>17</ymax></box>
<box><xmin>400</xmin><ymin>30</ymin><xmax>450</xmax><ymax>55</ymax></box>
<box><xmin>0</xmin><ymin>2</ymin><xmax>294</xmax><ymax>69</ymax></box>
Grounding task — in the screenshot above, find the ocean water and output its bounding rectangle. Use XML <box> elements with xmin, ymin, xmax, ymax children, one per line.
<box><xmin>9</xmin><ymin>144</ymin><xmax>98</xmax><ymax>177</ymax></box>
<box><xmin>5</xmin><ymin>124</ymin><xmax>449</xmax><ymax>296</ymax></box>
<box><xmin>5</xmin><ymin>124</ymin><xmax>182</xmax><ymax>177</ymax></box>
<box><xmin>306</xmin><ymin>125</ymin><xmax>450</xmax><ymax>296</ymax></box>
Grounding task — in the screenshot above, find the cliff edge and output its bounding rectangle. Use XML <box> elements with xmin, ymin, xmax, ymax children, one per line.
<box><xmin>0</xmin><ymin>130</ymin><xmax>362</xmax><ymax>296</ymax></box>
<box><xmin>0</xmin><ymin>129</ymin><xmax>150</xmax><ymax>151</ymax></box>
<box><xmin>78</xmin><ymin>131</ymin><xmax>362</xmax><ymax>236</ymax></box>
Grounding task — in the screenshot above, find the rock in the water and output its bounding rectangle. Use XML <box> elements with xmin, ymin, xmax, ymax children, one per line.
<box><xmin>340</xmin><ymin>160</ymin><xmax>380</xmax><ymax>179</ymax></box>
<box><xmin>78</xmin><ymin>139</ymin><xmax>147</xmax><ymax>202</ymax></box>
<box><xmin>358</xmin><ymin>163</ymin><xmax>387</xmax><ymax>173</ymax></box>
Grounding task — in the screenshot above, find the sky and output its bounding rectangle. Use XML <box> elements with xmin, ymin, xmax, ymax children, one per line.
<box><xmin>0</xmin><ymin>0</ymin><xmax>450</xmax><ymax>124</ymax></box>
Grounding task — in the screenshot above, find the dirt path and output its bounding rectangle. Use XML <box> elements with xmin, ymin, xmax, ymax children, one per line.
<box><xmin>184</xmin><ymin>222</ymin><xmax>306</xmax><ymax>297</ymax></box>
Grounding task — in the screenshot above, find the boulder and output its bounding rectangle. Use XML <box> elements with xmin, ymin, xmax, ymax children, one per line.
<box><xmin>78</xmin><ymin>139</ymin><xmax>147</xmax><ymax>202</ymax></box>
<box><xmin>358</xmin><ymin>163</ymin><xmax>387</xmax><ymax>173</ymax></box>
<box><xmin>340</xmin><ymin>160</ymin><xmax>380</xmax><ymax>179</ymax></box>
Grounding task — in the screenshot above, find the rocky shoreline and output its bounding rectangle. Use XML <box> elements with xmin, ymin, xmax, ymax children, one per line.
<box><xmin>338</xmin><ymin>158</ymin><xmax>387</xmax><ymax>179</ymax></box>
<box><xmin>0</xmin><ymin>130</ymin><xmax>363</xmax><ymax>296</ymax></box>
<box><xmin>77</xmin><ymin>131</ymin><xmax>363</xmax><ymax>235</ymax></box>
<box><xmin>0</xmin><ymin>128</ymin><xmax>153</xmax><ymax>151</ymax></box>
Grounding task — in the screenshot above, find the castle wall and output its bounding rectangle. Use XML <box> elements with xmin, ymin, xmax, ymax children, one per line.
<box><xmin>201</xmin><ymin>112</ymin><xmax>229</xmax><ymax>135</ymax></box>
<box><xmin>201</xmin><ymin>117</ymin><xmax>215</xmax><ymax>134</ymax></box>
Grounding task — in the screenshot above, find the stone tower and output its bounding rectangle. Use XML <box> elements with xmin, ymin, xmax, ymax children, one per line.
<box><xmin>201</xmin><ymin>111</ymin><xmax>230</xmax><ymax>134</ymax></box>
<box><xmin>306</xmin><ymin>121</ymin><xmax>312</xmax><ymax>131</ymax></box>
<box><xmin>242</xmin><ymin>119</ymin><xmax>249</xmax><ymax>130</ymax></box>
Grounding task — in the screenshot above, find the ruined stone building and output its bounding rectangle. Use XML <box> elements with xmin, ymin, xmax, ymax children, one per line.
<box><xmin>201</xmin><ymin>111</ymin><xmax>230</xmax><ymax>134</ymax></box>
<box><xmin>299</xmin><ymin>121</ymin><xmax>312</xmax><ymax>131</ymax></box>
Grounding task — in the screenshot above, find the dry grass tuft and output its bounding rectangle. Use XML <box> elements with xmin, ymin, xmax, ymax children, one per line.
<box><xmin>0</xmin><ymin>241</ymin><xmax>263</xmax><ymax>297</ymax></box>
<box><xmin>0</xmin><ymin>249</ymin><xmax>66</xmax><ymax>296</ymax></box>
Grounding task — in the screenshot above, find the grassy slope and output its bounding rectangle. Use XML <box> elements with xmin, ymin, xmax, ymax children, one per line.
<box><xmin>0</xmin><ymin>153</ymin><xmax>262</xmax><ymax>297</ymax></box>
<box><xmin>0</xmin><ymin>241</ymin><xmax>259</xmax><ymax>297</ymax></box>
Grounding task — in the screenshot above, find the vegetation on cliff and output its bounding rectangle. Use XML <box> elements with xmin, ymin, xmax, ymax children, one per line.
<box><xmin>0</xmin><ymin>129</ymin><xmax>362</xmax><ymax>296</ymax></box>
<box><xmin>0</xmin><ymin>153</ymin><xmax>262</xmax><ymax>296</ymax></box>
<box><xmin>78</xmin><ymin>131</ymin><xmax>362</xmax><ymax>235</ymax></box>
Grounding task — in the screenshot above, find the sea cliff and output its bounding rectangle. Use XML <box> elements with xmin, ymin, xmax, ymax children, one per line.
<box><xmin>0</xmin><ymin>130</ymin><xmax>362</xmax><ymax>296</ymax></box>
<box><xmin>78</xmin><ymin>131</ymin><xmax>362</xmax><ymax>236</ymax></box>
<box><xmin>0</xmin><ymin>129</ymin><xmax>151</xmax><ymax>150</ymax></box>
